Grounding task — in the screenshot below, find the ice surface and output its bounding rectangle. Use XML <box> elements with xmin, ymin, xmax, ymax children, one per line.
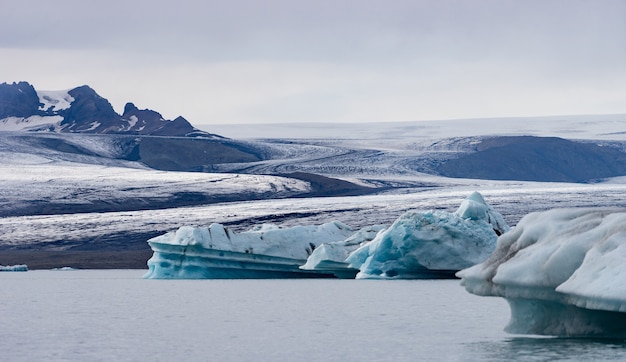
<box><xmin>0</xmin><ymin>155</ymin><xmax>311</xmax><ymax>217</ymax></box>
<box><xmin>458</xmin><ymin>207</ymin><xmax>626</xmax><ymax>337</ymax></box>
<box><xmin>0</xmin><ymin>116</ymin><xmax>63</xmax><ymax>131</ymax></box>
<box><xmin>300</xmin><ymin>225</ymin><xmax>386</xmax><ymax>276</ymax></box>
<box><xmin>152</xmin><ymin>221</ymin><xmax>353</xmax><ymax>259</ymax></box>
<box><xmin>144</xmin><ymin>221</ymin><xmax>355</xmax><ymax>278</ymax></box>
<box><xmin>347</xmin><ymin>192</ymin><xmax>507</xmax><ymax>279</ymax></box>
<box><xmin>202</xmin><ymin>114</ymin><xmax>626</xmax><ymax>141</ymax></box>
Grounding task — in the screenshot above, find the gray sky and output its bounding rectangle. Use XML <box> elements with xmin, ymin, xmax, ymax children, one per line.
<box><xmin>1</xmin><ymin>0</ymin><xmax>625</xmax><ymax>124</ymax></box>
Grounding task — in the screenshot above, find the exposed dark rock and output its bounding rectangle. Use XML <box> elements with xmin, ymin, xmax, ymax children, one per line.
<box><xmin>280</xmin><ymin>171</ymin><xmax>379</xmax><ymax>197</ymax></box>
<box><xmin>0</xmin><ymin>81</ymin><xmax>44</xmax><ymax>118</ymax></box>
<box><xmin>61</xmin><ymin>85</ymin><xmax>120</xmax><ymax>132</ymax></box>
<box><xmin>436</xmin><ymin>136</ymin><xmax>626</xmax><ymax>183</ymax></box>
<box><xmin>133</xmin><ymin>137</ymin><xmax>263</xmax><ymax>171</ymax></box>
<box><xmin>121</xmin><ymin>102</ymin><xmax>202</xmax><ymax>136</ymax></box>
<box><xmin>0</xmin><ymin>81</ymin><xmax>222</xmax><ymax>138</ymax></box>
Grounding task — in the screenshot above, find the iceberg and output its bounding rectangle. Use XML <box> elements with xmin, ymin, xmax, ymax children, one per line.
<box><xmin>300</xmin><ymin>225</ymin><xmax>386</xmax><ymax>278</ymax></box>
<box><xmin>347</xmin><ymin>192</ymin><xmax>508</xmax><ymax>279</ymax></box>
<box><xmin>458</xmin><ymin>207</ymin><xmax>626</xmax><ymax>338</ymax></box>
<box><xmin>144</xmin><ymin>221</ymin><xmax>355</xmax><ymax>279</ymax></box>
<box><xmin>0</xmin><ymin>264</ymin><xmax>28</xmax><ymax>272</ymax></box>
<box><xmin>144</xmin><ymin>192</ymin><xmax>506</xmax><ymax>280</ymax></box>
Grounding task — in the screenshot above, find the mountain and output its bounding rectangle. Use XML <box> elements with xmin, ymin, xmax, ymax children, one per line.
<box><xmin>0</xmin><ymin>81</ymin><xmax>219</xmax><ymax>138</ymax></box>
<box><xmin>0</xmin><ymin>81</ymin><xmax>273</xmax><ymax>172</ymax></box>
<box><xmin>435</xmin><ymin>136</ymin><xmax>626</xmax><ymax>182</ymax></box>
<box><xmin>4</xmin><ymin>83</ymin><xmax>626</xmax><ymax>184</ymax></box>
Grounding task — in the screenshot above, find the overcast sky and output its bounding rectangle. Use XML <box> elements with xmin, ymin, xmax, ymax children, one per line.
<box><xmin>1</xmin><ymin>0</ymin><xmax>625</xmax><ymax>125</ymax></box>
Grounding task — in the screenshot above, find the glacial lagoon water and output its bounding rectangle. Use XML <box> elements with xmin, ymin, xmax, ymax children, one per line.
<box><xmin>2</xmin><ymin>270</ymin><xmax>626</xmax><ymax>361</ymax></box>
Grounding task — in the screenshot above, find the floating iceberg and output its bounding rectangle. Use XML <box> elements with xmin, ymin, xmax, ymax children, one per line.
<box><xmin>145</xmin><ymin>192</ymin><xmax>506</xmax><ymax>280</ymax></box>
<box><xmin>0</xmin><ymin>264</ymin><xmax>28</xmax><ymax>272</ymax></box>
<box><xmin>300</xmin><ymin>225</ymin><xmax>386</xmax><ymax>278</ymax></box>
<box><xmin>144</xmin><ymin>221</ymin><xmax>355</xmax><ymax>279</ymax></box>
<box><xmin>347</xmin><ymin>192</ymin><xmax>508</xmax><ymax>279</ymax></box>
<box><xmin>458</xmin><ymin>207</ymin><xmax>626</xmax><ymax>338</ymax></box>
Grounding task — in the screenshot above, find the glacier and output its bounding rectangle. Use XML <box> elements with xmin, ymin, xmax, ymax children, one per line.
<box><xmin>347</xmin><ymin>191</ymin><xmax>508</xmax><ymax>279</ymax></box>
<box><xmin>144</xmin><ymin>221</ymin><xmax>355</xmax><ymax>279</ymax></box>
<box><xmin>458</xmin><ymin>207</ymin><xmax>626</xmax><ymax>338</ymax></box>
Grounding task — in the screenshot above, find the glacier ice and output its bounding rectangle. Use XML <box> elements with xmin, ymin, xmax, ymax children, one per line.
<box><xmin>347</xmin><ymin>191</ymin><xmax>508</xmax><ymax>279</ymax></box>
<box><xmin>144</xmin><ymin>221</ymin><xmax>355</xmax><ymax>279</ymax></box>
<box><xmin>458</xmin><ymin>207</ymin><xmax>626</xmax><ymax>337</ymax></box>
<box><xmin>145</xmin><ymin>191</ymin><xmax>506</xmax><ymax>279</ymax></box>
<box><xmin>0</xmin><ymin>264</ymin><xmax>28</xmax><ymax>272</ymax></box>
<box><xmin>300</xmin><ymin>225</ymin><xmax>386</xmax><ymax>278</ymax></box>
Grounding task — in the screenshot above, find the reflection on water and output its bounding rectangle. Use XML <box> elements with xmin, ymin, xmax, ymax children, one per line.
<box><xmin>468</xmin><ymin>337</ymin><xmax>626</xmax><ymax>361</ymax></box>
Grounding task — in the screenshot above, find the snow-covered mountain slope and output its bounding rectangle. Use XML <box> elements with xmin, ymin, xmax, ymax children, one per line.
<box><xmin>0</xmin><ymin>82</ymin><xmax>220</xmax><ymax>138</ymax></box>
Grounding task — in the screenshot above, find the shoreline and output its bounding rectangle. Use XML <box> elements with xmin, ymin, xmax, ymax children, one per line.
<box><xmin>0</xmin><ymin>249</ymin><xmax>153</xmax><ymax>270</ymax></box>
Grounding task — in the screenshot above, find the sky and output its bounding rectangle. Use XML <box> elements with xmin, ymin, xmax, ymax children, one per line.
<box><xmin>1</xmin><ymin>0</ymin><xmax>625</xmax><ymax>125</ymax></box>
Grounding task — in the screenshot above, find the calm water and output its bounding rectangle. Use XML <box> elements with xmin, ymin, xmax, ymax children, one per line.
<box><xmin>2</xmin><ymin>270</ymin><xmax>626</xmax><ymax>361</ymax></box>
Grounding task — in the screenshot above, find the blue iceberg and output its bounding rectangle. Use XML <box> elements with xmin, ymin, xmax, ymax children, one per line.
<box><xmin>0</xmin><ymin>264</ymin><xmax>28</xmax><ymax>272</ymax></box>
<box><xmin>347</xmin><ymin>192</ymin><xmax>508</xmax><ymax>279</ymax></box>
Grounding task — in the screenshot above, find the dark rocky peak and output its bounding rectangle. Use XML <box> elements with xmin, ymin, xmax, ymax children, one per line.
<box><xmin>123</xmin><ymin>102</ymin><xmax>138</xmax><ymax>114</ymax></box>
<box><xmin>0</xmin><ymin>81</ymin><xmax>44</xmax><ymax>118</ymax></box>
<box><xmin>121</xmin><ymin>101</ymin><xmax>173</xmax><ymax>134</ymax></box>
<box><xmin>151</xmin><ymin>115</ymin><xmax>198</xmax><ymax>136</ymax></box>
<box><xmin>0</xmin><ymin>81</ymin><xmax>224</xmax><ymax>138</ymax></box>
<box><xmin>121</xmin><ymin>102</ymin><xmax>221</xmax><ymax>138</ymax></box>
<box><xmin>61</xmin><ymin>85</ymin><xmax>121</xmax><ymax>132</ymax></box>
<box><xmin>122</xmin><ymin>102</ymin><xmax>165</xmax><ymax>124</ymax></box>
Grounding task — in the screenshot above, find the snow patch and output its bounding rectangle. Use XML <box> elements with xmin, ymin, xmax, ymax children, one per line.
<box><xmin>0</xmin><ymin>116</ymin><xmax>62</xmax><ymax>131</ymax></box>
<box><xmin>37</xmin><ymin>89</ymin><xmax>74</xmax><ymax>111</ymax></box>
<box><xmin>85</xmin><ymin>122</ymin><xmax>101</xmax><ymax>131</ymax></box>
<box><xmin>126</xmin><ymin>115</ymin><xmax>139</xmax><ymax>130</ymax></box>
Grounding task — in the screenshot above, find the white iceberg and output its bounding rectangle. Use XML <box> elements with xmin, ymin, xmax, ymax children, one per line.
<box><xmin>458</xmin><ymin>207</ymin><xmax>626</xmax><ymax>338</ymax></box>
<box><xmin>347</xmin><ymin>192</ymin><xmax>508</xmax><ymax>279</ymax></box>
<box><xmin>144</xmin><ymin>221</ymin><xmax>355</xmax><ymax>279</ymax></box>
<box><xmin>300</xmin><ymin>225</ymin><xmax>386</xmax><ymax>278</ymax></box>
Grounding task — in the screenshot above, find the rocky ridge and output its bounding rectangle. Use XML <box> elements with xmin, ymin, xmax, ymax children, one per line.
<box><xmin>0</xmin><ymin>81</ymin><xmax>219</xmax><ymax>138</ymax></box>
